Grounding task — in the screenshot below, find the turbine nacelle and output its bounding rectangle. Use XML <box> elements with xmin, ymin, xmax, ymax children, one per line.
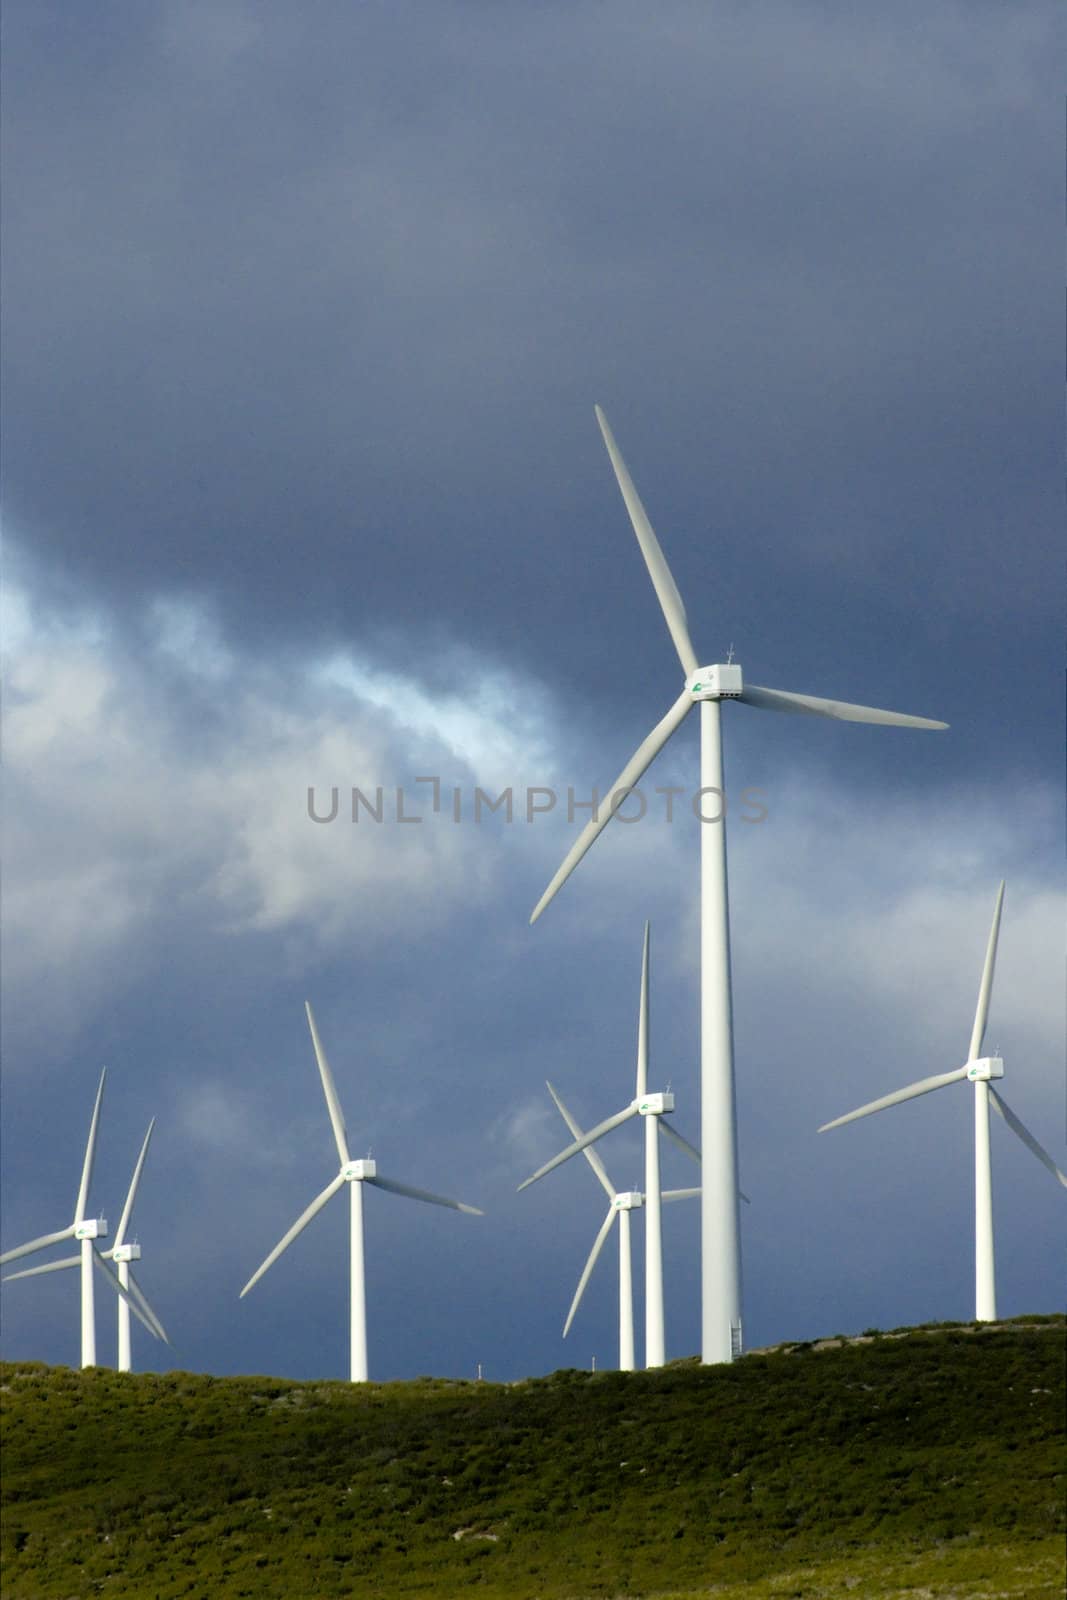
<box><xmin>966</xmin><ymin>1057</ymin><xmax>1004</xmax><ymax>1083</ymax></box>
<box><xmin>342</xmin><ymin>1159</ymin><xmax>376</xmax><ymax>1182</ymax></box>
<box><xmin>74</xmin><ymin>1218</ymin><xmax>107</xmax><ymax>1241</ymax></box>
<box><xmin>638</xmin><ymin>1092</ymin><xmax>675</xmax><ymax>1116</ymax></box>
<box><xmin>111</xmin><ymin>1243</ymin><xmax>141</xmax><ymax>1263</ymax></box>
<box><xmin>613</xmin><ymin>1191</ymin><xmax>643</xmax><ymax>1211</ymax></box>
<box><xmin>686</xmin><ymin>664</ymin><xmax>743</xmax><ymax>701</ymax></box>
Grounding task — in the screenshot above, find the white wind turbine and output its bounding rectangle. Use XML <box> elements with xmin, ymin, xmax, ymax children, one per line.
<box><xmin>543</xmin><ymin>1080</ymin><xmax>699</xmax><ymax>1371</ymax></box>
<box><xmin>819</xmin><ymin>881</ymin><xmax>1067</xmax><ymax>1321</ymax></box>
<box><xmin>519</xmin><ymin>922</ymin><xmax>703</xmax><ymax>1367</ymax></box>
<box><xmin>530</xmin><ymin>406</ymin><xmax>947</xmax><ymax>1363</ymax></box>
<box><xmin>240</xmin><ymin>1001</ymin><xmax>483</xmax><ymax>1382</ymax></box>
<box><xmin>0</xmin><ymin>1070</ymin><xmax>155</xmax><ymax>1368</ymax></box>
<box><xmin>4</xmin><ymin>1120</ymin><xmax>170</xmax><ymax>1371</ymax></box>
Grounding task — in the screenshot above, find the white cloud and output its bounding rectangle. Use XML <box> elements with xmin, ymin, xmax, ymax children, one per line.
<box><xmin>313</xmin><ymin>650</ymin><xmax>558</xmax><ymax>795</ymax></box>
<box><xmin>726</xmin><ymin>777</ymin><xmax>1063</xmax><ymax>1080</ymax></box>
<box><xmin>149</xmin><ymin>595</ymin><xmax>235</xmax><ymax>681</ymax></box>
<box><xmin>2</xmin><ymin>580</ymin><xmax>562</xmax><ymax>1053</ymax></box>
<box><xmin>486</xmin><ymin>1097</ymin><xmax>557</xmax><ymax>1174</ymax></box>
<box><xmin>173</xmin><ymin>1077</ymin><xmax>320</xmax><ymax>1173</ymax></box>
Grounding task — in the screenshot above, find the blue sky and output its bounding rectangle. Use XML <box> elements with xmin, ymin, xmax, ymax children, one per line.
<box><xmin>2</xmin><ymin>1</ymin><xmax>1062</xmax><ymax>1382</ymax></box>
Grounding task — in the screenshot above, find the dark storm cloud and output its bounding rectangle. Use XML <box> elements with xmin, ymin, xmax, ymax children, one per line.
<box><xmin>4</xmin><ymin>4</ymin><xmax>1059</xmax><ymax>721</ymax></box>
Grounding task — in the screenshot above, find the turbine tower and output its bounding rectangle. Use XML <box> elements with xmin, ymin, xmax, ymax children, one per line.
<box><xmin>820</xmin><ymin>881</ymin><xmax>1066</xmax><ymax>1321</ymax></box>
<box><xmin>531</xmin><ymin>407</ymin><xmax>947</xmax><ymax>1363</ymax></box>
<box><xmin>4</xmin><ymin>1119</ymin><xmax>169</xmax><ymax>1370</ymax></box>
<box><xmin>542</xmin><ymin>1080</ymin><xmax>699</xmax><ymax>1370</ymax></box>
<box><xmin>519</xmin><ymin>922</ymin><xmax>703</xmax><ymax>1366</ymax></box>
<box><xmin>240</xmin><ymin>1001</ymin><xmax>483</xmax><ymax>1382</ymax></box>
<box><xmin>110</xmin><ymin>1121</ymin><xmax>168</xmax><ymax>1370</ymax></box>
<box><xmin>0</xmin><ymin>1070</ymin><xmax>152</xmax><ymax>1367</ymax></box>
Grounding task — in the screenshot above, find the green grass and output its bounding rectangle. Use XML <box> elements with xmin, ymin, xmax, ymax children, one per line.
<box><xmin>2</xmin><ymin>1318</ymin><xmax>1064</xmax><ymax>1599</ymax></box>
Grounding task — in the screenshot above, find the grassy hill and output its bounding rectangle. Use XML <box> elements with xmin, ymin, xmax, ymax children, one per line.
<box><xmin>1</xmin><ymin>1318</ymin><xmax>1064</xmax><ymax>1600</ymax></box>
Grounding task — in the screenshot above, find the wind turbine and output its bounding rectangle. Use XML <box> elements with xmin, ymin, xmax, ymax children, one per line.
<box><xmin>4</xmin><ymin>1120</ymin><xmax>170</xmax><ymax>1371</ymax></box>
<box><xmin>0</xmin><ymin>1069</ymin><xmax>152</xmax><ymax>1367</ymax></box>
<box><xmin>240</xmin><ymin>1001</ymin><xmax>483</xmax><ymax>1382</ymax></box>
<box><xmin>530</xmin><ymin>406</ymin><xmax>947</xmax><ymax>1364</ymax></box>
<box><xmin>519</xmin><ymin>922</ymin><xmax>703</xmax><ymax>1366</ymax></box>
<box><xmin>542</xmin><ymin>1079</ymin><xmax>699</xmax><ymax>1370</ymax></box>
<box><xmin>819</xmin><ymin>881</ymin><xmax>1066</xmax><ymax>1321</ymax></box>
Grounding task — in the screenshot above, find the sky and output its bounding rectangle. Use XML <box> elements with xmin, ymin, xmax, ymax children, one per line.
<box><xmin>2</xmin><ymin>1</ymin><xmax>1063</xmax><ymax>1384</ymax></box>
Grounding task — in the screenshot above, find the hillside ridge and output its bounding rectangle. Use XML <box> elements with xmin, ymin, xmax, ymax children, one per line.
<box><xmin>2</xmin><ymin>1317</ymin><xmax>1064</xmax><ymax>1600</ymax></box>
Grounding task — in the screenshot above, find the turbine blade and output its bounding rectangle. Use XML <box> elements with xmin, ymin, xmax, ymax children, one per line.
<box><xmin>547</xmin><ymin>1081</ymin><xmax>616</xmax><ymax>1201</ymax></box>
<box><xmin>662</xmin><ymin>1187</ymin><xmax>701</xmax><ymax>1203</ymax></box>
<box><xmin>636</xmin><ymin>921</ymin><xmax>650</xmax><ymax>1099</ymax></box>
<box><xmin>968</xmin><ymin>881</ymin><xmax>1005</xmax><ymax>1061</ymax></box>
<box><xmin>653</xmin><ymin>1128</ymin><xmax>746</xmax><ymax>1199</ymax></box>
<box><xmin>989</xmin><ymin>1089</ymin><xmax>1067</xmax><ymax>1189</ymax></box>
<box><xmin>819</xmin><ymin>1066</ymin><xmax>970</xmax><ymax>1132</ymax></box>
<box><xmin>563</xmin><ymin>1204</ymin><xmax>617</xmax><ymax>1338</ymax></box>
<box><xmin>658</xmin><ymin>1119</ymin><xmax>701</xmax><ymax>1166</ymax></box>
<box><xmin>740</xmin><ymin>683</ymin><xmax>947</xmax><ymax>731</ymax></box>
<box><xmin>518</xmin><ymin>1104</ymin><xmax>637</xmax><ymax>1191</ymax></box>
<box><xmin>3</xmin><ymin>1253</ymin><xmax>80</xmax><ymax>1282</ymax></box>
<box><xmin>239</xmin><ymin>1172</ymin><xmax>347</xmax><ymax>1298</ymax></box>
<box><xmin>92</xmin><ymin>1247</ymin><xmax>160</xmax><ymax>1340</ymax></box>
<box><xmin>305</xmin><ymin>1002</ymin><xmax>351</xmax><ymax>1167</ymax></box>
<box><xmin>127</xmin><ymin>1268</ymin><xmax>171</xmax><ymax>1344</ymax></box>
<box><xmin>366</xmin><ymin>1175</ymin><xmax>483</xmax><ymax>1214</ymax></box>
<box><xmin>0</xmin><ymin>1223</ymin><xmax>78</xmax><ymax>1267</ymax></box>
<box><xmin>114</xmin><ymin>1119</ymin><xmax>155</xmax><ymax>1250</ymax></box>
<box><xmin>530</xmin><ymin>691</ymin><xmax>693</xmax><ymax>924</ymax></box>
<box><xmin>594</xmin><ymin>407</ymin><xmax>699</xmax><ymax>676</ymax></box>
<box><xmin>74</xmin><ymin>1069</ymin><xmax>107</xmax><ymax>1225</ymax></box>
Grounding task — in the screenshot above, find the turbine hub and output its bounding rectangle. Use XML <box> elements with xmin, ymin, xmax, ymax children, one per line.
<box><xmin>966</xmin><ymin>1057</ymin><xmax>1004</xmax><ymax>1082</ymax></box>
<box><xmin>686</xmin><ymin>664</ymin><xmax>743</xmax><ymax>701</ymax></box>
<box><xmin>342</xmin><ymin>1159</ymin><xmax>376</xmax><ymax>1181</ymax></box>
<box><xmin>638</xmin><ymin>1091</ymin><xmax>675</xmax><ymax>1116</ymax></box>
<box><xmin>75</xmin><ymin>1218</ymin><xmax>107</xmax><ymax>1240</ymax></box>
<box><xmin>613</xmin><ymin>1191</ymin><xmax>644</xmax><ymax>1211</ymax></box>
<box><xmin>111</xmin><ymin>1243</ymin><xmax>141</xmax><ymax>1263</ymax></box>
